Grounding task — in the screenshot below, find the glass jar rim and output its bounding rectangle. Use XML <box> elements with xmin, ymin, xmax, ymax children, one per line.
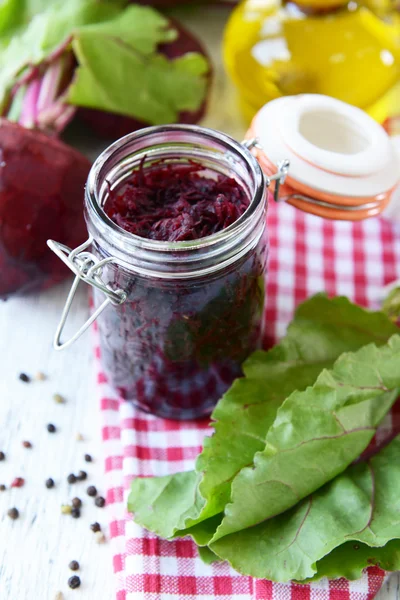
<box><xmin>85</xmin><ymin>124</ymin><xmax>266</xmax><ymax>254</ymax></box>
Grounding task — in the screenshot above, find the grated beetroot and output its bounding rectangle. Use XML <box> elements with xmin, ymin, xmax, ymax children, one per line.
<box><xmin>94</xmin><ymin>254</ymin><xmax>266</xmax><ymax>419</ymax></box>
<box><xmin>94</xmin><ymin>159</ymin><xmax>267</xmax><ymax>420</ymax></box>
<box><xmin>103</xmin><ymin>161</ymin><xmax>250</xmax><ymax>242</ymax></box>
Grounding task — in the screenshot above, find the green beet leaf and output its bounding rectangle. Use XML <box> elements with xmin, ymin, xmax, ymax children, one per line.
<box><xmin>68</xmin><ymin>5</ymin><xmax>209</xmax><ymax>123</ymax></box>
<box><xmin>69</xmin><ymin>38</ymin><xmax>207</xmax><ymax>124</ymax></box>
<box><xmin>128</xmin><ymin>295</ymin><xmax>398</xmax><ymax>542</ymax></box>
<box><xmin>310</xmin><ymin>539</ymin><xmax>400</xmax><ymax>582</ymax></box>
<box><xmin>197</xmin><ymin>545</ymin><xmax>221</xmax><ymax>565</ymax></box>
<box><xmin>0</xmin><ymin>0</ymin><xmax>59</xmax><ymax>39</ymax></box>
<box><xmin>210</xmin><ymin>433</ymin><xmax>400</xmax><ymax>582</ymax></box>
<box><xmin>211</xmin><ymin>335</ymin><xmax>400</xmax><ymax>542</ymax></box>
<box><xmin>382</xmin><ymin>286</ymin><xmax>400</xmax><ymax>323</ymax></box>
<box><xmin>0</xmin><ymin>0</ymin><xmax>121</xmax><ymax>111</ymax></box>
<box><xmin>127</xmin><ymin>470</ymin><xmax>201</xmax><ymax>540</ymax></box>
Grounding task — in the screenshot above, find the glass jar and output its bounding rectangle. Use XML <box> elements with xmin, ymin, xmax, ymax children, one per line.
<box><xmin>53</xmin><ymin>126</ymin><xmax>269</xmax><ymax>420</ymax></box>
<box><xmin>223</xmin><ymin>0</ymin><xmax>400</xmax><ymax>128</ymax></box>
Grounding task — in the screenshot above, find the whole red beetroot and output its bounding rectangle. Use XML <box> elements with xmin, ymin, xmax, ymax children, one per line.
<box><xmin>0</xmin><ymin>119</ymin><xmax>90</xmax><ymax>298</ymax></box>
<box><xmin>78</xmin><ymin>18</ymin><xmax>211</xmax><ymax>140</ymax></box>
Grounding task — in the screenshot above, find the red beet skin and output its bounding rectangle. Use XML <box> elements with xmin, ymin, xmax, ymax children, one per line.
<box><xmin>79</xmin><ymin>19</ymin><xmax>212</xmax><ymax>139</ymax></box>
<box><xmin>0</xmin><ymin>119</ymin><xmax>90</xmax><ymax>298</ymax></box>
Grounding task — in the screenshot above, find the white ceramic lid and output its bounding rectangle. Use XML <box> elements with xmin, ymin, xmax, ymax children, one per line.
<box><xmin>253</xmin><ymin>94</ymin><xmax>399</xmax><ymax>198</ymax></box>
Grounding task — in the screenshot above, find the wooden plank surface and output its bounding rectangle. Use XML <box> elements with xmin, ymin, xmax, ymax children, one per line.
<box><xmin>0</xmin><ymin>6</ymin><xmax>398</xmax><ymax>600</ymax></box>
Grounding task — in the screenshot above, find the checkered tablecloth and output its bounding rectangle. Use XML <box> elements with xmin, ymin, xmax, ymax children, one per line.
<box><xmin>95</xmin><ymin>199</ymin><xmax>400</xmax><ymax>600</ymax></box>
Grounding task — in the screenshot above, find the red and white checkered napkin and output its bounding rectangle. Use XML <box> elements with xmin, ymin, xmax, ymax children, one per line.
<box><xmin>96</xmin><ymin>200</ymin><xmax>400</xmax><ymax>600</ymax></box>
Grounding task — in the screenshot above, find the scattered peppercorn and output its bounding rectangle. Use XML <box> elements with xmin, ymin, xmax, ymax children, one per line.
<box><xmin>19</xmin><ymin>373</ymin><xmax>30</xmax><ymax>383</ymax></box>
<box><xmin>47</xmin><ymin>423</ymin><xmax>56</xmax><ymax>433</ymax></box>
<box><xmin>84</xmin><ymin>454</ymin><xmax>92</xmax><ymax>462</ymax></box>
<box><xmin>11</xmin><ymin>477</ymin><xmax>25</xmax><ymax>488</ymax></box>
<box><xmin>22</xmin><ymin>441</ymin><xmax>32</xmax><ymax>449</ymax></box>
<box><xmin>53</xmin><ymin>393</ymin><xmax>65</xmax><ymax>404</ymax></box>
<box><xmin>61</xmin><ymin>504</ymin><xmax>72</xmax><ymax>515</ymax></box>
<box><xmin>0</xmin><ymin>485</ymin><xmax>6</xmax><ymax>491</ymax></box>
<box><xmin>87</xmin><ymin>485</ymin><xmax>97</xmax><ymax>497</ymax></box>
<box><xmin>72</xmin><ymin>497</ymin><xmax>82</xmax><ymax>509</ymax></box>
<box><xmin>69</xmin><ymin>560</ymin><xmax>80</xmax><ymax>571</ymax></box>
<box><xmin>0</xmin><ymin>451</ymin><xmax>5</xmax><ymax>461</ymax></box>
<box><xmin>77</xmin><ymin>470</ymin><xmax>87</xmax><ymax>481</ymax></box>
<box><xmin>68</xmin><ymin>575</ymin><xmax>81</xmax><ymax>589</ymax></box>
<box><xmin>71</xmin><ymin>507</ymin><xmax>81</xmax><ymax>519</ymax></box>
<box><xmin>45</xmin><ymin>478</ymin><xmax>55</xmax><ymax>489</ymax></box>
<box><xmin>67</xmin><ymin>473</ymin><xmax>77</xmax><ymax>484</ymax></box>
<box><xmin>94</xmin><ymin>531</ymin><xmax>106</xmax><ymax>544</ymax></box>
<box><xmin>35</xmin><ymin>371</ymin><xmax>46</xmax><ymax>381</ymax></box>
<box><xmin>7</xmin><ymin>507</ymin><xmax>19</xmax><ymax>520</ymax></box>
<box><xmin>95</xmin><ymin>496</ymin><xmax>106</xmax><ymax>508</ymax></box>
<box><xmin>90</xmin><ymin>522</ymin><xmax>101</xmax><ymax>533</ymax></box>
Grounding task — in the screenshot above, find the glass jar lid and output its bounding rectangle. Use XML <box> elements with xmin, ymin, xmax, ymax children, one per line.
<box><xmin>248</xmin><ymin>94</ymin><xmax>400</xmax><ymax>220</ymax></box>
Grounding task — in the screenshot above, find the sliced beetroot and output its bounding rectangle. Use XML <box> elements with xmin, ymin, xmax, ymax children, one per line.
<box><xmin>78</xmin><ymin>18</ymin><xmax>211</xmax><ymax>140</ymax></box>
<box><xmin>0</xmin><ymin>119</ymin><xmax>90</xmax><ymax>298</ymax></box>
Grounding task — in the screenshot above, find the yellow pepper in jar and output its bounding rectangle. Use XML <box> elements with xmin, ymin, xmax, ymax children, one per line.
<box><xmin>223</xmin><ymin>0</ymin><xmax>400</xmax><ymax>126</ymax></box>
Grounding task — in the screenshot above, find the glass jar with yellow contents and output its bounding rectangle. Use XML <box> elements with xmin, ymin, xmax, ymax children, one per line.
<box><xmin>223</xmin><ymin>0</ymin><xmax>400</xmax><ymax>130</ymax></box>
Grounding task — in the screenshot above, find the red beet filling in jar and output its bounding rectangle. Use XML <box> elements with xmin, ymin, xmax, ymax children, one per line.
<box><xmin>85</xmin><ymin>125</ymin><xmax>268</xmax><ymax>419</ymax></box>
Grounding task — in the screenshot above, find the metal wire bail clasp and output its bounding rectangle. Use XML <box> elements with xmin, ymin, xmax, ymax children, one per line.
<box><xmin>47</xmin><ymin>237</ymin><xmax>127</xmax><ymax>351</ymax></box>
<box><xmin>243</xmin><ymin>138</ymin><xmax>290</xmax><ymax>203</ymax></box>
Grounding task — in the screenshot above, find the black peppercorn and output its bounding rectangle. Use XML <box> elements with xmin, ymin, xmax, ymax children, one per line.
<box><xmin>0</xmin><ymin>484</ymin><xmax>6</xmax><ymax>491</ymax></box>
<box><xmin>71</xmin><ymin>507</ymin><xmax>81</xmax><ymax>519</ymax></box>
<box><xmin>67</xmin><ymin>473</ymin><xmax>77</xmax><ymax>484</ymax></box>
<box><xmin>19</xmin><ymin>373</ymin><xmax>30</xmax><ymax>383</ymax></box>
<box><xmin>72</xmin><ymin>497</ymin><xmax>82</xmax><ymax>508</ymax></box>
<box><xmin>47</xmin><ymin>423</ymin><xmax>56</xmax><ymax>433</ymax></box>
<box><xmin>45</xmin><ymin>478</ymin><xmax>55</xmax><ymax>489</ymax></box>
<box><xmin>77</xmin><ymin>470</ymin><xmax>87</xmax><ymax>481</ymax></box>
<box><xmin>87</xmin><ymin>485</ymin><xmax>97</xmax><ymax>497</ymax></box>
<box><xmin>0</xmin><ymin>451</ymin><xmax>5</xmax><ymax>461</ymax></box>
<box><xmin>22</xmin><ymin>441</ymin><xmax>32</xmax><ymax>449</ymax></box>
<box><xmin>8</xmin><ymin>507</ymin><xmax>19</xmax><ymax>520</ymax></box>
<box><xmin>84</xmin><ymin>454</ymin><xmax>92</xmax><ymax>462</ymax></box>
<box><xmin>95</xmin><ymin>496</ymin><xmax>106</xmax><ymax>508</ymax></box>
<box><xmin>69</xmin><ymin>560</ymin><xmax>80</xmax><ymax>571</ymax></box>
<box><xmin>68</xmin><ymin>575</ymin><xmax>81</xmax><ymax>589</ymax></box>
<box><xmin>90</xmin><ymin>522</ymin><xmax>101</xmax><ymax>532</ymax></box>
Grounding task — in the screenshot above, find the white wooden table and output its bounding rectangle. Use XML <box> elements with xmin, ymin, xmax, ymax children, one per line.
<box><xmin>0</xmin><ymin>7</ymin><xmax>398</xmax><ymax>600</ymax></box>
